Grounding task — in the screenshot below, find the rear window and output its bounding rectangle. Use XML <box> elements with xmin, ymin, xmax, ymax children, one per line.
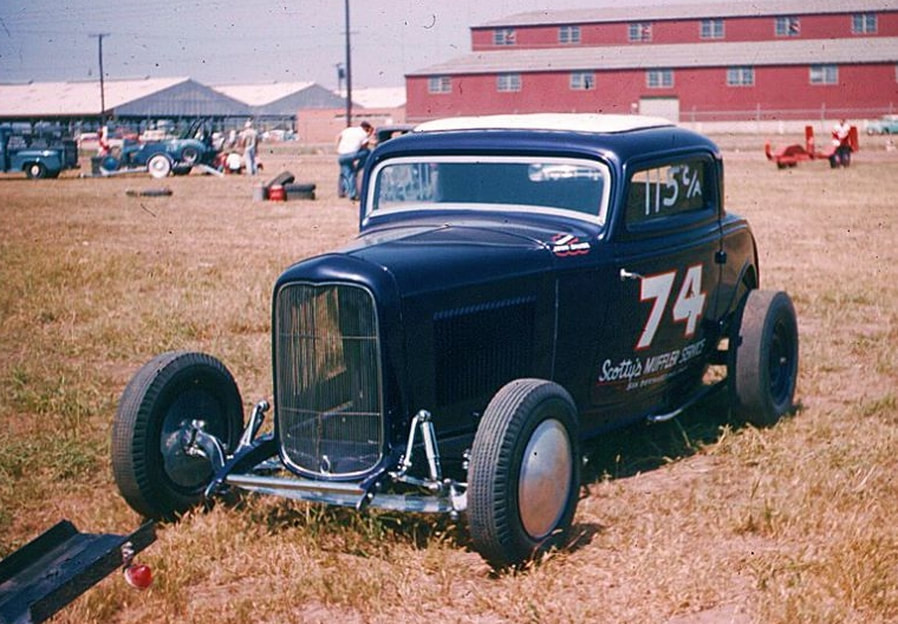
<box><xmin>368</xmin><ymin>156</ymin><xmax>611</xmax><ymax>225</ymax></box>
<box><xmin>625</xmin><ymin>158</ymin><xmax>713</xmax><ymax>227</ymax></box>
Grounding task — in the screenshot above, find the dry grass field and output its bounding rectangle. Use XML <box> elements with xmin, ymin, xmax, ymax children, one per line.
<box><xmin>1</xmin><ymin>135</ymin><xmax>896</xmax><ymax>623</ymax></box>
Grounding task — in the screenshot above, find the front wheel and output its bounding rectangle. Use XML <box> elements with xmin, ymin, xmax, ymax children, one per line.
<box><xmin>467</xmin><ymin>379</ymin><xmax>580</xmax><ymax>569</ymax></box>
<box><xmin>111</xmin><ymin>351</ymin><xmax>244</xmax><ymax>519</ymax></box>
<box><xmin>25</xmin><ymin>162</ymin><xmax>47</xmax><ymax>179</ymax></box>
<box><xmin>147</xmin><ymin>153</ymin><xmax>172</xmax><ymax>178</ymax></box>
<box><xmin>729</xmin><ymin>290</ymin><xmax>799</xmax><ymax>427</ymax></box>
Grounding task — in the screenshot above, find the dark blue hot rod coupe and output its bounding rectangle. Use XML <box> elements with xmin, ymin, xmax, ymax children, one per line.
<box><xmin>111</xmin><ymin>114</ymin><xmax>798</xmax><ymax>569</ymax></box>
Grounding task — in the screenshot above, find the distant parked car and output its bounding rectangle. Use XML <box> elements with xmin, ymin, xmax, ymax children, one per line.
<box><xmin>866</xmin><ymin>114</ymin><xmax>898</xmax><ymax>135</ymax></box>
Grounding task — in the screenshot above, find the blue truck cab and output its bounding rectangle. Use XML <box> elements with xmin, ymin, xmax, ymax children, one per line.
<box><xmin>0</xmin><ymin>126</ymin><xmax>79</xmax><ymax>179</ymax></box>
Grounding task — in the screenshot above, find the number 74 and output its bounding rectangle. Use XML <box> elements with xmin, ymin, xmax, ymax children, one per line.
<box><xmin>636</xmin><ymin>265</ymin><xmax>706</xmax><ymax>350</ymax></box>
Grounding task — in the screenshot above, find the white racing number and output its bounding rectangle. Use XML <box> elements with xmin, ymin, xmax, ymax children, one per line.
<box><xmin>636</xmin><ymin>265</ymin><xmax>706</xmax><ymax>350</ymax></box>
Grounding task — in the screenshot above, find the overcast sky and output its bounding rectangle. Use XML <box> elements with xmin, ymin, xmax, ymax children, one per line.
<box><xmin>1</xmin><ymin>0</ymin><xmax>739</xmax><ymax>89</ymax></box>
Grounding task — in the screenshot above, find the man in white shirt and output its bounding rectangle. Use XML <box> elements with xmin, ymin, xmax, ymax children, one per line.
<box><xmin>336</xmin><ymin>121</ymin><xmax>373</xmax><ymax>199</ymax></box>
<box><xmin>831</xmin><ymin>119</ymin><xmax>852</xmax><ymax>167</ymax></box>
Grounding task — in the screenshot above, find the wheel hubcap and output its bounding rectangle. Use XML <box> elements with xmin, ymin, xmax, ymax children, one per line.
<box><xmin>518</xmin><ymin>418</ymin><xmax>573</xmax><ymax>540</ymax></box>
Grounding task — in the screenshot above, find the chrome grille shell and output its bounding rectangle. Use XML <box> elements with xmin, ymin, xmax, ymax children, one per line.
<box><xmin>274</xmin><ymin>282</ymin><xmax>384</xmax><ymax>478</ymax></box>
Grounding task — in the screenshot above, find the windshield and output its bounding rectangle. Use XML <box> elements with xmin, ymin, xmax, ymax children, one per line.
<box><xmin>367</xmin><ymin>156</ymin><xmax>611</xmax><ymax>225</ymax></box>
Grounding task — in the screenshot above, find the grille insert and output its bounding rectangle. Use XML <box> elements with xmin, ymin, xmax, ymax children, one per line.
<box><xmin>275</xmin><ymin>283</ymin><xmax>382</xmax><ymax>477</ymax></box>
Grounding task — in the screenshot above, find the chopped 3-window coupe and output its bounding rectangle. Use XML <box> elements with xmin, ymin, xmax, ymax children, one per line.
<box><xmin>112</xmin><ymin>114</ymin><xmax>798</xmax><ymax>569</ymax></box>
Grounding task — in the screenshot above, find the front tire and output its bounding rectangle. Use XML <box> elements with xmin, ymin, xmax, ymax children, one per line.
<box><xmin>25</xmin><ymin>162</ymin><xmax>47</xmax><ymax>179</ymax></box>
<box><xmin>730</xmin><ymin>290</ymin><xmax>799</xmax><ymax>427</ymax></box>
<box><xmin>111</xmin><ymin>351</ymin><xmax>244</xmax><ymax>519</ymax></box>
<box><xmin>468</xmin><ymin>379</ymin><xmax>580</xmax><ymax>569</ymax></box>
<box><xmin>147</xmin><ymin>153</ymin><xmax>172</xmax><ymax>178</ymax></box>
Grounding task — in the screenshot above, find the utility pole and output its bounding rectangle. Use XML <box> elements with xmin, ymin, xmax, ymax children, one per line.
<box><xmin>343</xmin><ymin>0</ymin><xmax>352</xmax><ymax>127</ymax></box>
<box><xmin>89</xmin><ymin>33</ymin><xmax>110</xmax><ymax>124</ymax></box>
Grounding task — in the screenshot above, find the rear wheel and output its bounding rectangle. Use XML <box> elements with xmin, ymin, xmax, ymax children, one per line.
<box><xmin>729</xmin><ymin>290</ymin><xmax>799</xmax><ymax>426</ymax></box>
<box><xmin>147</xmin><ymin>153</ymin><xmax>172</xmax><ymax>178</ymax></box>
<box><xmin>180</xmin><ymin>146</ymin><xmax>200</xmax><ymax>165</ymax></box>
<box><xmin>468</xmin><ymin>379</ymin><xmax>580</xmax><ymax>569</ymax></box>
<box><xmin>111</xmin><ymin>351</ymin><xmax>244</xmax><ymax>519</ymax></box>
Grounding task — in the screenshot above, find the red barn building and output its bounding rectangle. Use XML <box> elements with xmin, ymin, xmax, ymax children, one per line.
<box><xmin>406</xmin><ymin>0</ymin><xmax>898</xmax><ymax>123</ymax></box>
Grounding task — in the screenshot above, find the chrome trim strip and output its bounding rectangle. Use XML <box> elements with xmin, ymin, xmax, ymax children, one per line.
<box><xmin>224</xmin><ymin>473</ymin><xmax>460</xmax><ymax>514</ymax></box>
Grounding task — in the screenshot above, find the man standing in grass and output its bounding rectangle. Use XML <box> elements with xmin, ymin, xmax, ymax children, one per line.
<box><xmin>241</xmin><ymin>120</ymin><xmax>259</xmax><ymax>175</ymax></box>
<box><xmin>336</xmin><ymin>120</ymin><xmax>374</xmax><ymax>200</ymax></box>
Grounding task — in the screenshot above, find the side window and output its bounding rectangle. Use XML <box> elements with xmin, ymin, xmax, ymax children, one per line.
<box><xmin>626</xmin><ymin>158</ymin><xmax>713</xmax><ymax>228</ymax></box>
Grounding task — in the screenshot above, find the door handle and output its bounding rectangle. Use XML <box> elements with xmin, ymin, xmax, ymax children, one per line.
<box><xmin>619</xmin><ymin>268</ymin><xmax>644</xmax><ymax>281</ymax></box>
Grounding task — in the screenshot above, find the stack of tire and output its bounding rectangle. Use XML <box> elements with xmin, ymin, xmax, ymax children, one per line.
<box><xmin>264</xmin><ymin>171</ymin><xmax>315</xmax><ymax>201</ymax></box>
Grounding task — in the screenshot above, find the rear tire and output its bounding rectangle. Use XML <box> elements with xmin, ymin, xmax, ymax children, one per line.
<box><xmin>468</xmin><ymin>379</ymin><xmax>580</xmax><ymax>569</ymax></box>
<box><xmin>111</xmin><ymin>351</ymin><xmax>243</xmax><ymax>519</ymax></box>
<box><xmin>180</xmin><ymin>146</ymin><xmax>200</xmax><ymax>166</ymax></box>
<box><xmin>729</xmin><ymin>290</ymin><xmax>799</xmax><ymax>427</ymax></box>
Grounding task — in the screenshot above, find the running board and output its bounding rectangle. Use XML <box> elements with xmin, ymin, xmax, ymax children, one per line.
<box><xmin>645</xmin><ymin>379</ymin><xmax>727</xmax><ymax>424</ymax></box>
<box><xmin>0</xmin><ymin>520</ymin><xmax>155</xmax><ymax>624</ymax></box>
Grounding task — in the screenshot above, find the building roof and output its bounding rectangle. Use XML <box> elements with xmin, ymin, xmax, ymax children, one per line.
<box><xmin>213</xmin><ymin>81</ymin><xmax>317</xmax><ymax>106</ymax></box>
<box><xmin>214</xmin><ymin>81</ymin><xmax>348</xmax><ymax>116</ymax></box>
<box><xmin>0</xmin><ymin>77</ymin><xmax>191</xmax><ymax>117</ymax></box>
<box><xmin>476</xmin><ymin>0</ymin><xmax>898</xmax><ymax>28</ymax></box>
<box><xmin>348</xmin><ymin>87</ymin><xmax>406</xmax><ymax>109</ymax></box>
<box><xmin>408</xmin><ymin>36</ymin><xmax>898</xmax><ymax>76</ymax></box>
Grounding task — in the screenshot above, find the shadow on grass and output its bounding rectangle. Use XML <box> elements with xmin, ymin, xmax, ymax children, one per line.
<box><xmin>580</xmin><ymin>389</ymin><xmax>737</xmax><ymax>484</ymax></box>
<box><xmin>226</xmin><ymin>387</ymin><xmax>795</xmax><ymax>569</ymax></box>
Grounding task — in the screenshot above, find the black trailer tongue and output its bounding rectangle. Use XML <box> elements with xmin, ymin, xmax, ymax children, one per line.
<box><xmin>0</xmin><ymin>520</ymin><xmax>155</xmax><ymax>624</ymax></box>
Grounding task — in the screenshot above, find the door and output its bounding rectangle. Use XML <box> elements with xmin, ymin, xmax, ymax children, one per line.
<box><xmin>591</xmin><ymin>153</ymin><xmax>723</xmax><ymax>419</ymax></box>
<box><xmin>639</xmin><ymin>97</ymin><xmax>680</xmax><ymax>123</ymax></box>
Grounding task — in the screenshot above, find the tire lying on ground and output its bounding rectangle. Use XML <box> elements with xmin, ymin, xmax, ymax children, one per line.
<box><xmin>265</xmin><ymin>171</ymin><xmax>295</xmax><ymax>189</ymax></box>
<box><xmin>126</xmin><ymin>188</ymin><xmax>174</xmax><ymax>197</ymax></box>
<box><xmin>283</xmin><ymin>182</ymin><xmax>316</xmax><ymax>200</ymax></box>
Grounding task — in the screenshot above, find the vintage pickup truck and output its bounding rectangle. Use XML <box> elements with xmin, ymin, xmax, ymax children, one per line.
<box><xmin>0</xmin><ymin>126</ymin><xmax>79</xmax><ymax>179</ymax></box>
<box><xmin>111</xmin><ymin>114</ymin><xmax>799</xmax><ymax>570</ymax></box>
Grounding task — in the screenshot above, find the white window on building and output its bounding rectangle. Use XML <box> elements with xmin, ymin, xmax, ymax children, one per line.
<box><xmin>810</xmin><ymin>64</ymin><xmax>839</xmax><ymax>85</ymax></box>
<box><xmin>726</xmin><ymin>66</ymin><xmax>755</xmax><ymax>86</ymax></box>
<box><xmin>559</xmin><ymin>25</ymin><xmax>581</xmax><ymax>44</ymax></box>
<box><xmin>428</xmin><ymin>76</ymin><xmax>451</xmax><ymax>94</ymax></box>
<box><xmin>646</xmin><ymin>69</ymin><xmax>673</xmax><ymax>88</ymax></box>
<box><xmin>570</xmin><ymin>72</ymin><xmax>595</xmax><ymax>90</ymax></box>
<box><xmin>852</xmin><ymin>13</ymin><xmax>877</xmax><ymax>34</ymax></box>
<box><xmin>775</xmin><ymin>16</ymin><xmax>801</xmax><ymax>37</ymax></box>
<box><xmin>497</xmin><ymin>73</ymin><xmax>522</xmax><ymax>92</ymax></box>
<box><xmin>700</xmin><ymin>19</ymin><xmax>724</xmax><ymax>39</ymax></box>
<box><xmin>629</xmin><ymin>22</ymin><xmax>653</xmax><ymax>42</ymax></box>
<box><xmin>494</xmin><ymin>28</ymin><xmax>516</xmax><ymax>45</ymax></box>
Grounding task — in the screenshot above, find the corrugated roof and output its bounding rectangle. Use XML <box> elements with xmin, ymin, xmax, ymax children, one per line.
<box><xmin>477</xmin><ymin>0</ymin><xmax>898</xmax><ymax>28</ymax></box>
<box><xmin>0</xmin><ymin>77</ymin><xmax>190</xmax><ymax>117</ymax></box>
<box><xmin>408</xmin><ymin>37</ymin><xmax>898</xmax><ymax>76</ymax></box>
<box><xmin>212</xmin><ymin>81</ymin><xmax>316</xmax><ymax>106</ymax></box>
